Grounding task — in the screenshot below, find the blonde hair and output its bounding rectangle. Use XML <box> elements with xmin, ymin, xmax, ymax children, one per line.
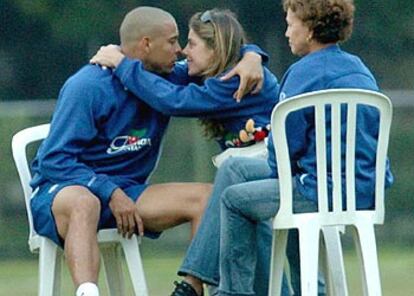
<box><xmin>189</xmin><ymin>9</ymin><xmax>247</xmax><ymax>78</ymax></box>
<box><xmin>190</xmin><ymin>9</ymin><xmax>247</xmax><ymax>139</ymax></box>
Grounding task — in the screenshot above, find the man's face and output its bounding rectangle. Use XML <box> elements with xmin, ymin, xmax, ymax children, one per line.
<box><xmin>145</xmin><ymin>20</ymin><xmax>181</xmax><ymax>74</ymax></box>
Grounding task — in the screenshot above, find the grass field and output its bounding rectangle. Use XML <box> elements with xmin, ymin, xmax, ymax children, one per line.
<box><xmin>0</xmin><ymin>247</ymin><xmax>412</xmax><ymax>295</ymax></box>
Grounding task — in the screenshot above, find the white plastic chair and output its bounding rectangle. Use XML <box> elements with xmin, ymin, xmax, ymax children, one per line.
<box><xmin>11</xmin><ymin>123</ymin><xmax>149</xmax><ymax>296</ymax></box>
<box><xmin>268</xmin><ymin>89</ymin><xmax>392</xmax><ymax>296</ymax></box>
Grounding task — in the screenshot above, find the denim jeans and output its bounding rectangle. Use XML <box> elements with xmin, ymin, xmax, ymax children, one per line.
<box><xmin>179</xmin><ymin>157</ymin><xmax>290</xmax><ymax>295</ymax></box>
<box><xmin>217</xmin><ymin>158</ymin><xmax>320</xmax><ymax>296</ymax></box>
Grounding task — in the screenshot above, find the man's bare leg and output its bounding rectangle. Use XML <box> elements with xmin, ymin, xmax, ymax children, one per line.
<box><xmin>134</xmin><ymin>182</ymin><xmax>211</xmax><ymax>296</ymax></box>
<box><xmin>52</xmin><ymin>186</ymin><xmax>101</xmax><ymax>287</ymax></box>
<box><xmin>50</xmin><ymin>182</ymin><xmax>211</xmax><ymax>293</ymax></box>
<box><xmin>136</xmin><ymin>182</ymin><xmax>212</xmax><ymax>237</ymax></box>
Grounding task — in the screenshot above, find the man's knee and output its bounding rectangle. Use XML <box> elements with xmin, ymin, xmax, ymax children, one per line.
<box><xmin>172</xmin><ymin>183</ymin><xmax>212</xmax><ymax>221</ymax></box>
<box><xmin>199</xmin><ymin>183</ymin><xmax>212</xmax><ymax>205</ymax></box>
<box><xmin>53</xmin><ymin>186</ymin><xmax>101</xmax><ymax>236</ymax></box>
<box><xmin>188</xmin><ymin>183</ymin><xmax>212</xmax><ymax>216</ymax></box>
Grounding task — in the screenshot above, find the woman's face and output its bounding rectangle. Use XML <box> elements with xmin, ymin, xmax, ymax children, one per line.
<box><xmin>183</xmin><ymin>29</ymin><xmax>215</xmax><ymax>76</ymax></box>
<box><xmin>285</xmin><ymin>9</ymin><xmax>312</xmax><ymax>56</ymax></box>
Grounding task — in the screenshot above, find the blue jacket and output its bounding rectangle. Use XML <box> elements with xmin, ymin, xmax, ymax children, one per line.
<box><xmin>30</xmin><ymin>65</ymin><xmax>170</xmax><ymax>205</ymax></box>
<box><xmin>114</xmin><ymin>55</ymin><xmax>279</xmax><ymax>149</ymax></box>
<box><xmin>30</xmin><ymin>45</ymin><xmax>278</xmax><ymax>203</ymax></box>
<box><xmin>267</xmin><ymin>45</ymin><xmax>394</xmax><ymax>209</ymax></box>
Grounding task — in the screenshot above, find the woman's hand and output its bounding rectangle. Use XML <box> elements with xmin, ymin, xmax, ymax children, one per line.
<box><xmin>220</xmin><ymin>52</ymin><xmax>264</xmax><ymax>102</ymax></box>
<box><xmin>90</xmin><ymin>44</ymin><xmax>125</xmax><ymax>69</ymax></box>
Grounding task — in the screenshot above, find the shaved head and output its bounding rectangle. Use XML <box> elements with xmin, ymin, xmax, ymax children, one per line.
<box><xmin>120</xmin><ymin>6</ymin><xmax>176</xmax><ymax>47</ymax></box>
<box><xmin>119</xmin><ymin>6</ymin><xmax>181</xmax><ymax>74</ymax></box>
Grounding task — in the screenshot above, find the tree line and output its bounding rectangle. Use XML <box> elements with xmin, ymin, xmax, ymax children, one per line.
<box><xmin>1</xmin><ymin>0</ymin><xmax>413</xmax><ymax>102</ymax></box>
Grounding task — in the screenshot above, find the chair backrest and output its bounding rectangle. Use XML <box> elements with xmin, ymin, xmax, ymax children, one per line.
<box><xmin>11</xmin><ymin>123</ymin><xmax>50</xmax><ymax>252</ymax></box>
<box><xmin>270</xmin><ymin>89</ymin><xmax>392</xmax><ymax>225</ymax></box>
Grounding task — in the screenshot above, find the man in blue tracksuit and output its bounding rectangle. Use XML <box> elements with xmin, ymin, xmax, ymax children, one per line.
<box><xmin>30</xmin><ymin>7</ymin><xmax>206</xmax><ymax>296</ymax></box>
<box><xmin>29</xmin><ymin>7</ymin><xmax>268</xmax><ymax>296</ymax></box>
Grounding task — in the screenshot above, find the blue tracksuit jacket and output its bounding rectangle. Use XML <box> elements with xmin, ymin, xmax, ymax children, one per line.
<box><xmin>267</xmin><ymin>45</ymin><xmax>394</xmax><ymax>209</ymax></box>
<box><xmin>114</xmin><ymin>55</ymin><xmax>279</xmax><ymax>149</ymax></box>
<box><xmin>30</xmin><ymin>45</ymin><xmax>279</xmax><ymax>204</ymax></box>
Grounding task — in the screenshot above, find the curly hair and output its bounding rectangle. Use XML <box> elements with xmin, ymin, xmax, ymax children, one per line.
<box><xmin>283</xmin><ymin>0</ymin><xmax>355</xmax><ymax>43</ymax></box>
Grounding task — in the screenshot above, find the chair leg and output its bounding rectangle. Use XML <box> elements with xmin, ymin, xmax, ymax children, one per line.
<box><xmin>120</xmin><ymin>235</ymin><xmax>148</xmax><ymax>296</ymax></box>
<box><xmin>283</xmin><ymin>256</ymin><xmax>294</xmax><ymax>295</ymax></box>
<box><xmin>319</xmin><ymin>239</ymin><xmax>330</xmax><ymax>295</ymax></box>
<box><xmin>268</xmin><ymin>229</ymin><xmax>288</xmax><ymax>296</ymax></box>
<box><xmin>53</xmin><ymin>250</ymin><xmax>63</xmax><ymax>296</ymax></box>
<box><xmin>298</xmin><ymin>224</ymin><xmax>320</xmax><ymax>296</ymax></box>
<box><xmin>38</xmin><ymin>238</ymin><xmax>61</xmax><ymax>296</ymax></box>
<box><xmin>321</xmin><ymin>226</ymin><xmax>348</xmax><ymax>296</ymax></box>
<box><xmin>352</xmin><ymin>224</ymin><xmax>382</xmax><ymax>296</ymax></box>
<box><xmin>101</xmin><ymin>243</ymin><xmax>126</xmax><ymax>296</ymax></box>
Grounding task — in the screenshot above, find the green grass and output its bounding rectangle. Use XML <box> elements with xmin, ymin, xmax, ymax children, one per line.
<box><xmin>0</xmin><ymin>248</ymin><xmax>413</xmax><ymax>295</ymax></box>
<box><xmin>0</xmin><ymin>251</ymin><xmax>184</xmax><ymax>296</ymax></box>
<box><xmin>344</xmin><ymin>247</ymin><xmax>414</xmax><ymax>296</ymax></box>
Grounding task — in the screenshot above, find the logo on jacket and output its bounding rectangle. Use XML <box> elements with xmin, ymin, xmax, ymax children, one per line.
<box><xmin>107</xmin><ymin>128</ymin><xmax>152</xmax><ymax>154</ymax></box>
